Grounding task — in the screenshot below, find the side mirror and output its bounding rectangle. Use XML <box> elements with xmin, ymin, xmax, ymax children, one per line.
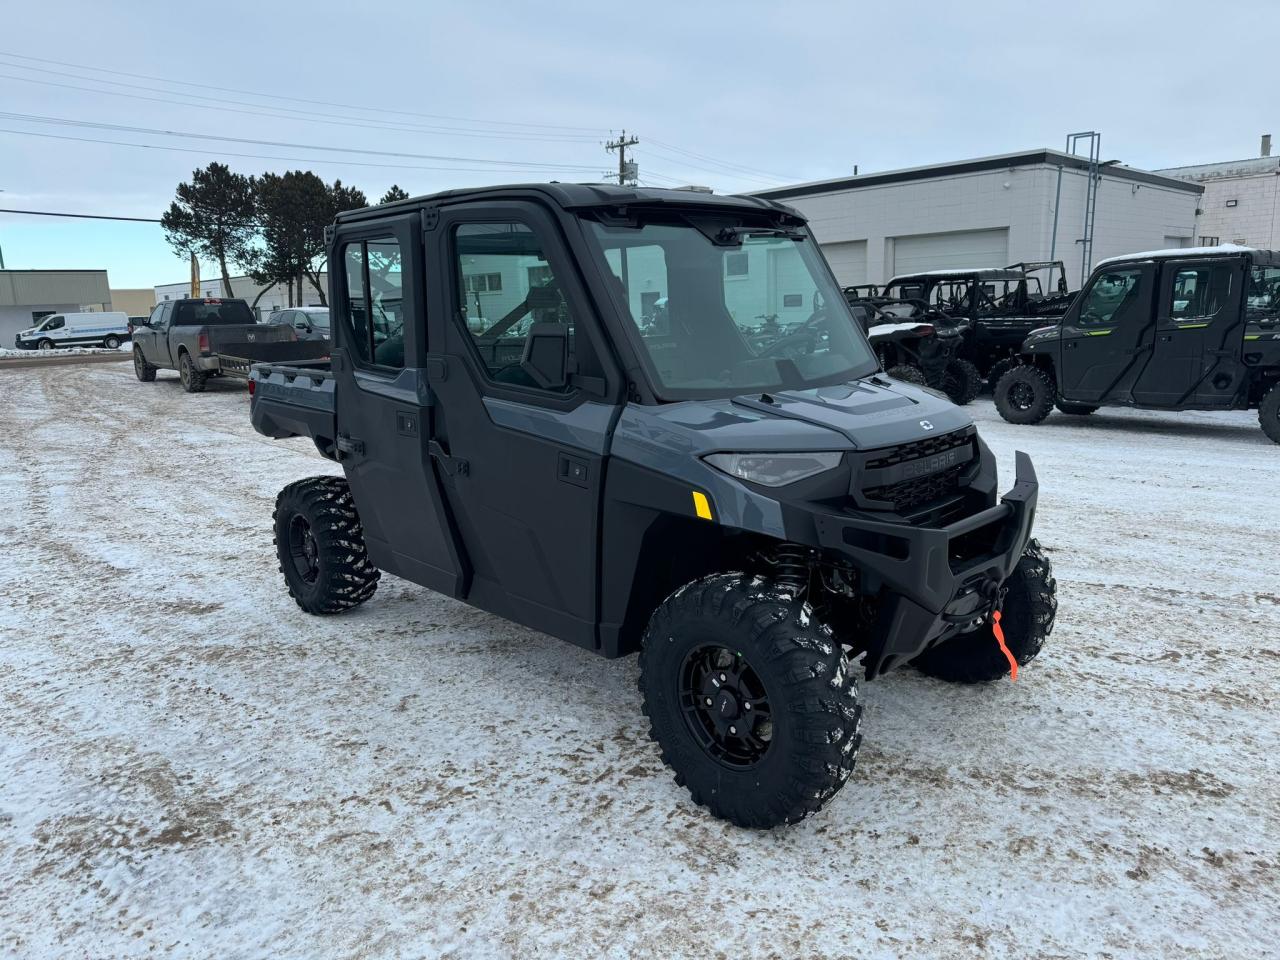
<box><xmin>521</xmin><ymin>322</ymin><xmax>569</xmax><ymax>390</ymax></box>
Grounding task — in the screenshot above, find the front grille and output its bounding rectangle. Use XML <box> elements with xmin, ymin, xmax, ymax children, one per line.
<box><xmin>864</xmin><ymin>429</ymin><xmax>973</xmax><ymax>469</ymax></box>
<box><xmin>864</xmin><ymin>463</ymin><xmax>968</xmax><ymax>513</ymax></box>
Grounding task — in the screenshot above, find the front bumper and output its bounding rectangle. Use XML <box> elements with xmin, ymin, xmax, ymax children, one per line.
<box><xmin>810</xmin><ymin>451</ymin><xmax>1039</xmax><ymax>677</ymax></box>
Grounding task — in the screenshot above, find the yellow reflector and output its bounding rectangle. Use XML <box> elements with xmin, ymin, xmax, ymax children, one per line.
<box><xmin>692</xmin><ymin>490</ymin><xmax>714</xmax><ymax>520</ymax></box>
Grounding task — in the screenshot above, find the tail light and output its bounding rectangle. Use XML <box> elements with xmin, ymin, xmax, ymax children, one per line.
<box><xmin>198</xmin><ymin>332</ymin><xmax>210</xmax><ymax>354</ymax></box>
<box><xmin>913</xmin><ymin>324</ymin><xmax>935</xmax><ymax>336</ymax></box>
<box><xmin>247</xmin><ymin>377</ymin><xmax>256</xmax><ymax>398</ymax></box>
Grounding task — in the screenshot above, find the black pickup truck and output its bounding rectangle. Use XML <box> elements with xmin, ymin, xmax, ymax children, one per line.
<box><xmin>131</xmin><ymin>297</ymin><xmax>328</xmax><ymax>392</ymax></box>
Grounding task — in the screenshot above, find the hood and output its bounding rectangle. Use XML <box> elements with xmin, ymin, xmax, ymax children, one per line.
<box><xmin>17</xmin><ymin>327</ymin><xmax>39</xmax><ymax>338</ymax></box>
<box><xmin>619</xmin><ymin>376</ymin><xmax>973</xmax><ymax>457</ymax></box>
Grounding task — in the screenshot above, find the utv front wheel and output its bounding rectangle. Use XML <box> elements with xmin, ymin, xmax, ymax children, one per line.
<box><xmin>639</xmin><ymin>573</ymin><xmax>862</xmax><ymax>828</ymax></box>
<box><xmin>942</xmin><ymin>358</ymin><xmax>983</xmax><ymax>405</ymax></box>
<box><xmin>1260</xmin><ymin>384</ymin><xmax>1280</xmax><ymax>445</ymax></box>
<box><xmin>912</xmin><ymin>539</ymin><xmax>1057</xmax><ymax>683</ymax></box>
<box><xmin>273</xmin><ymin>476</ymin><xmax>380</xmax><ymax>614</ymax></box>
<box><xmin>887</xmin><ymin>363</ymin><xmax>926</xmax><ymax>385</ymax></box>
<box><xmin>994</xmin><ymin>365</ymin><xmax>1055</xmax><ymax>424</ymax></box>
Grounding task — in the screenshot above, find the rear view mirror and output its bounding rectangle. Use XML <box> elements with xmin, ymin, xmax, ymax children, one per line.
<box><xmin>521</xmin><ymin>322</ymin><xmax>569</xmax><ymax>390</ymax></box>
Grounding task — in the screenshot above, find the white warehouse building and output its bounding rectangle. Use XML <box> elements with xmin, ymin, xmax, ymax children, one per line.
<box><xmin>752</xmin><ymin>149</ymin><xmax>1203</xmax><ymax>288</ymax></box>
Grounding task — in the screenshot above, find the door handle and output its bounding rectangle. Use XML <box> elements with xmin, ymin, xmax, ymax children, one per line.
<box><xmin>429</xmin><ymin>440</ymin><xmax>470</xmax><ymax>478</ymax></box>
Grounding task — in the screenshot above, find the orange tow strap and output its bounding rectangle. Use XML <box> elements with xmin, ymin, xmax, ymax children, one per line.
<box><xmin>992</xmin><ymin>610</ymin><xmax>1018</xmax><ymax>682</ymax></box>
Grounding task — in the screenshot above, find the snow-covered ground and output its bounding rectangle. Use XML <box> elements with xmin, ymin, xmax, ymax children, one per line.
<box><xmin>0</xmin><ymin>343</ymin><xmax>133</xmax><ymax>359</ymax></box>
<box><xmin>1</xmin><ymin>364</ymin><xmax>1277</xmax><ymax>960</ymax></box>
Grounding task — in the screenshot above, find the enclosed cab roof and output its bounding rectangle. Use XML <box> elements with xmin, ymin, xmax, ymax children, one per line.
<box><xmin>334</xmin><ymin>182</ymin><xmax>805</xmax><ymax>225</ymax></box>
<box><xmin>1095</xmin><ymin>243</ymin><xmax>1280</xmax><ymax>269</ymax></box>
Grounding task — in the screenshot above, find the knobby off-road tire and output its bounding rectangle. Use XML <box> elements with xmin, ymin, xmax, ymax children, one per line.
<box><xmin>273</xmin><ymin>476</ymin><xmax>380</xmax><ymax>615</ymax></box>
<box><xmin>1055</xmin><ymin>400</ymin><xmax>1099</xmax><ymax>416</ymax></box>
<box><xmin>179</xmin><ymin>351</ymin><xmax>207</xmax><ymax>393</ymax></box>
<box><xmin>1260</xmin><ymin>384</ymin><xmax>1280</xmax><ymax>445</ymax></box>
<box><xmin>986</xmin><ymin>356</ymin><xmax>1020</xmax><ymax>393</ymax></box>
<box><xmin>995</xmin><ymin>364</ymin><xmax>1055</xmax><ymax>425</ymax></box>
<box><xmin>912</xmin><ymin>539</ymin><xmax>1057</xmax><ymax>683</ymax></box>
<box><xmin>133</xmin><ymin>346</ymin><xmax>156</xmax><ymax>382</ymax></box>
<box><xmin>639</xmin><ymin>573</ymin><xmax>863</xmax><ymax>829</ymax></box>
<box><xmin>942</xmin><ymin>358</ymin><xmax>983</xmax><ymax>406</ymax></box>
<box><xmin>887</xmin><ymin>363</ymin><xmax>926</xmax><ymax>385</ymax></box>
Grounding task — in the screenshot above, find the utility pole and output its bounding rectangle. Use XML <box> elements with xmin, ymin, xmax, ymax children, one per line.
<box><xmin>606</xmin><ymin>130</ymin><xmax>640</xmax><ymax>186</ymax></box>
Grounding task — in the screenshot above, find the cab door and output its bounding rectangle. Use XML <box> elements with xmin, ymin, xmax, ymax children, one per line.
<box><xmin>1058</xmin><ymin>264</ymin><xmax>1156</xmax><ymax>403</ymax></box>
<box><xmin>1135</xmin><ymin>258</ymin><xmax>1246</xmax><ymax>406</ymax></box>
<box><xmin>424</xmin><ymin>201</ymin><xmax>620</xmax><ymax>650</ymax></box>
<box><xmin>329</xmin><ymin>213</ymin><xmax>465</xmax><ymax>596</ymax></box>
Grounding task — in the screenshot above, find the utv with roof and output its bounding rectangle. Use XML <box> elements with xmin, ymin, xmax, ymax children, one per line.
<box><xmin>249</xmin><ymin>183</ymin><xmax>1058</xmax><ymax>828</ymax></box>
<box><xmin>877</xmin><ymin>262</ymin><xmax>1075</xmax><ymax>389</ymax></box>
<box><xmin>993</xmin><ymin>246</ymin><xmax>1280</xmax><ymax>442</ymax></box>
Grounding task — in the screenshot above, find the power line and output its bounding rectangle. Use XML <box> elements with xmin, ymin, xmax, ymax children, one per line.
<box><xmin>644</xmin><ymin>137</ymin><xmax>793</xmax><ymax>183</ymax></box>
<box><xmin>1</xmin><ymin>112</ymin><xmax>604</xmax><ymax>171</ymax></box>
<box><xmin>0</xmin><ymin>72</ymin><xmax>601</xmax><ymax>146</ymax></box>
<box><xmin>0</xmin><ymin>127</ymin><xmax>607</xmax><ymax>178</ymax></box>
<box><xmin>0</xmin><ymin>208</ymin><xmax>161</xmax><ymax>223</ymax></box>
<box><xmin>0</xmin><ymin>50</ymin><xmax>605</xmax><ymax>134</ymax></box>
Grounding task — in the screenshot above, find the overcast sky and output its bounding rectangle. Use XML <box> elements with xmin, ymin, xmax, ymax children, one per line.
<box><xmin>1</xmin><ymin>0</ymin><xmax>1276</xmax><ymax>287</ymax></box>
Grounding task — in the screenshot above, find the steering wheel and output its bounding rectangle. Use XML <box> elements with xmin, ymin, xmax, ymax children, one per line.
<box><xmin>755</xmin><ymin>305</ymin><xmax>832</xmax><ymax>359</ymax></box>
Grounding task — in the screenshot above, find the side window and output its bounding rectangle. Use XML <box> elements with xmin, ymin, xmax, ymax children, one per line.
<box><xmin>46</xmin><ymin>316</ymin><xmax>65</xmax><ymax>331</ymax></box>
<box><xmin>1078</xmin><ymin>268</ymin><xmax>1144</xmax><ymax>327</ymax></box>
<box><xmin>1166</xmin><ymin>263</ymin><xmax>1235</xmax><ymax>325</ymax></box>
<box><xmin>147</xmin><ymin>304</ymin><xmax>165</xmax><ymax>326</ymax></box>
<box><xmin>341</xmin><ymin>237</ymin><xmax>405</xmax><ymax>369</ymax></box>
<box><xmin>1246</xmin><ymin>265</ymin><xmax>1280</xmax><ymax>323</ymax></box>
<box><xmin>453</xmin><ymin>222</ymin><xmax>573</xmax><ymax>388</ymax></box>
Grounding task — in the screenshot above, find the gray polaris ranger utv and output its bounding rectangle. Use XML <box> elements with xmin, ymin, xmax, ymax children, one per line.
<box><xmin>249</xmin><ymin>184</ymin><xmax>1057</xmax><ymax>828</ymax></box>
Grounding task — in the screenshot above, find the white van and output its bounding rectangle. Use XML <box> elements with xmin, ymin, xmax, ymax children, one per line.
<box><xmin>14</xmin><ymin>312</ymin><xmax>131</xmax><ymax>351</ymax></box>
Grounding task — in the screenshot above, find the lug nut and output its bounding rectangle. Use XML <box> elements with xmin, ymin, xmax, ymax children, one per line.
<box><xmin>729</xmin><ymin>725</ymin><xmax>737</xmax><ymax>735</ymax></box>
<box><xmin>719</xmin><ymin>673</ymin><xmax>727</xmax><ymax>682</ymax></box>
<box><xmin>744</xmin><ymin>703</ymin><xmax>752</xmax><ymax>711</ymax></box>
<box><xmin>705</xmin><ymin>697</ymin><xmax>713</xmax><ymax>706</ymax></box>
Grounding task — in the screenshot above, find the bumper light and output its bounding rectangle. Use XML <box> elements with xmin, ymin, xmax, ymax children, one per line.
<box><xmin>704</xmin><ymin>451</ymin><xmax>842</xmax><ymax>487</ymax></box>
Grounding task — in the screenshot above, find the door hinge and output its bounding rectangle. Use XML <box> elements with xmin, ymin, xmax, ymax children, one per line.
<box><xmin>336</xmin><ymin>433</ymin><xmax>365</xmax><ymax>457</ymax></box>
<box><xmin>429</xmin><ymin>440</ymin><xmax>469</xmax><ymax>477</ymax></box>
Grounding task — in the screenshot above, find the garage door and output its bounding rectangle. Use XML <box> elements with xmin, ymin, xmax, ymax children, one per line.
<box><xmin>890</xmin><ymin>229</ymin><xmax>1009</xmax><ymax>277</ymax></box>
<box><xmin>820</xmin><ymin>240</ymin><xmax>868</xmax><ymax>286</ymax></box>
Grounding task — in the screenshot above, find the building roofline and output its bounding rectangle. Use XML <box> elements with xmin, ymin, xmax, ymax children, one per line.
<box><xmin>751</xmin><ymin>149</ymin><xmax>1204</xmax><ymax>200</ymax></box>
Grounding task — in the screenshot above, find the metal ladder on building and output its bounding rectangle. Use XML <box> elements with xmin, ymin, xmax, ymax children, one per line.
<box><xmin>1049</xmin><ymin>131</ymin><xmax>1102</xmax><ymax>286</ymax></box>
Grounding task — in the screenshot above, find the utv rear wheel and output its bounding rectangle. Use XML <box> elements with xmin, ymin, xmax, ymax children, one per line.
<box><xmin>887</xmin><ymin>363</ymin><xmax>926</xmax><ymax>385</ymax></box>
<box><xmin>995</xmin><ymin>365</ymin><xmax>1054</xmax><ymax>424</ymax></box>
<box><xmin>133</xmin><ymin>346</ymin><xmax>156</xmax><ymax>382</ymax></box>
<box><xmin>1260</xmin><ymin>384</ymin><xmax>1280</xmax><ymax>445</ymax></box>
<box><xmin>639</xmin><ymin>573</ymin><xmax>862</xmax><ymax>828</ymax></box>
<box><xmin>912</xmin><ymin>539</ymin><xmax>1057</xmax><ymax>684</ymax></box>
<box><xmin>942</xmin><ymin>358</ymin><xmax>982</xmax><ymax>405</ymax></box>
<box><xmin>273</xmin><ymin>476</ymin><xmax>380</xmax><ymax>614</ymax></box>
<box><xmin>179</xmin><ymin>351</ymin><xmax>207</xmax><ymax>393</ymax></box>
<box><xmin>1055</xmin><ymin>400</ymin><xmax>1099</xmax><ymax>416</ymax></box>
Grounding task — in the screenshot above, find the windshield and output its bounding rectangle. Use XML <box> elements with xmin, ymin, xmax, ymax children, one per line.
<box><xmin>173</xmin><ymin>299</ymin><xmax>254</xmax><ymax>326</ymax></box>
<box><xmin>302</xmin><ymin>310</ymin><xmax>330</xmax><ymax>330</ymax></box>
<box><xmin>1247</xmin><ymin>265</ymin><xmax>1280</xmax><ymax>322</ymax></box>
<box><xmin>586</xmin><ymin>216</ymin><xmax>877</xmax><ymax>398</ymax></box>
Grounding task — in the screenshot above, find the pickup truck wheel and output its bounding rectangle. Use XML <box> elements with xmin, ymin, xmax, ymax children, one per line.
<box><xmin>132</xmin><ymin>347</ymin><xmax>156</xmax><ymax>382</ymax></box>
<box><xmin>886</xmin><ymin>363</ymin><xmax>926</xmax><ymax>385</ymax></box>
<box><xmin>104</xmin><ymin>335</ymin><xmax>121</xmax><ymax>349</ymax></box>
<box><xmin>179</xmin><ymin>352</ymin><xmax>207</xmax><ymax>393</ymax></box>
<box><xmin>1260</xmin><ymin>384</ymin><xmax>1280</xmax><ymax>445</ymax></box>
<box><xmin>942</xmin><ymin>358</ymin><xmax>982</xmax><ymax>405</ymax></box>
<box><xmin>912</xmin><ymin>539</ymin><xmax>1057</xmax><ymax>683</ymax></box>
<box><xmin>639</xmin><ymin>573</ymin><xmax>862</xmax><ymax>828</ymax></box>
<box><xmin>273</xmin><ymin>476</ymin><xmax>380</xmax><ymax>615</ymax></box>
<box><xmin>994</xmin><ymin>365</ymin><xmax>1054</xmax><ymax>424</ymax></box>
<box><xmin>1055</xmin><ymin>400</ymin><xmax>1099</xmax><ymax>416</ymax></box>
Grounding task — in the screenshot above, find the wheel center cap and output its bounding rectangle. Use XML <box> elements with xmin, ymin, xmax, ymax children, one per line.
<box><xmin>714</xmin><ymin>689</ymin><xmax>739</xmax><ymax>720</ymax></box>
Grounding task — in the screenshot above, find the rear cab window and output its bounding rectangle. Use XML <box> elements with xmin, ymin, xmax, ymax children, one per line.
<box><xmin>173</xmin><ymin>300</ymin><xmax>255</xmax><ymax>326</ymax></box>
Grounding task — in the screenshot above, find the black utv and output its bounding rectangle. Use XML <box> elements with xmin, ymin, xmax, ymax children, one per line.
<box><xmin>993</xmin><ymin>247</ymin><xmax>1280</xmax><ymax>444</ymax></box>
<box><xmin>877</xmin><ymin>262</ymin><xmax>1075</xmax><ymax>389</ymax></box>
<box><xmin>249</xmin><ymin>184</ymin><xmax>1058</xmax><ymax>828</ymax></box>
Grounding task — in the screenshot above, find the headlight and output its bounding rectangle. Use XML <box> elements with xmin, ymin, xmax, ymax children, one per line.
<box><xmin>704</xmin><ymin>451</ymin><xmax>843</xmax><ymax>487</ymax></box>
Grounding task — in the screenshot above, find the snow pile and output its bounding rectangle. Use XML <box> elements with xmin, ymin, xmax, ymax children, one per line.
<box><xmin>0</xmin><ymin>343</ymin><xmax>132</xmax><ymax>359</ymax></box>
